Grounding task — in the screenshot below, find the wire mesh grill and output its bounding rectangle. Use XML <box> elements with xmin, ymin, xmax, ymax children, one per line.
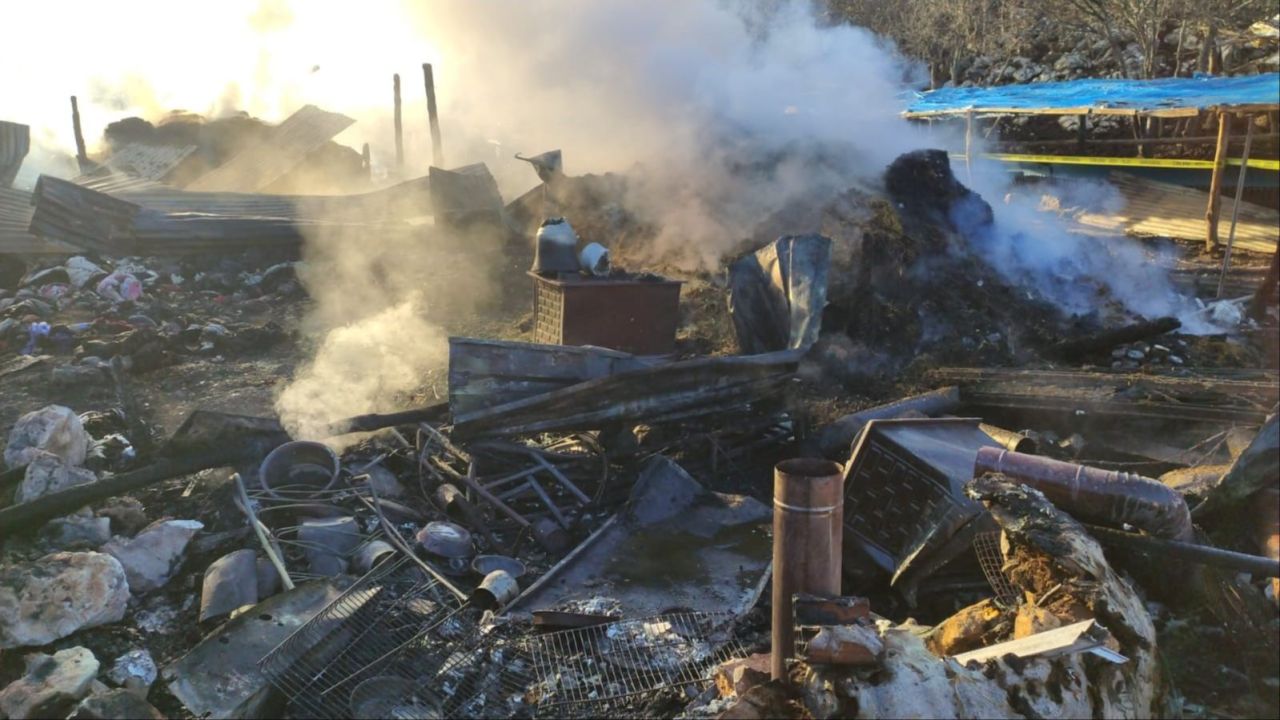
<box><xmin>259</xmin><ymin>554</ymin><xmax>473</xmax><ymax>719</ymax></box>
<box><xmin>973</xmin><ymin>531</ymin><xmax>1021</xmax><ymax>607</ymax></box>
<box><xmin>523</xmin><ymin>611</ymin><xmax>747</xmax><ymax>717</ymax></box>
<box><xmin>262</xmin><ymin>561</ymin><xmax>747</xmax><ymax>720</ymax></box>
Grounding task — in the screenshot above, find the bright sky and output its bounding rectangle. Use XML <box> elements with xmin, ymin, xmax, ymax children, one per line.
<box><xmin>0</xmin><ymin>0</ymin><xmax>438</xmax><ymax>169</ymax></box>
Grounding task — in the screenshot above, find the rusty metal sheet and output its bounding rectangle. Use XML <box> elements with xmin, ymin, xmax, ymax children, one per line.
<box><xmin>452</xmin><ymin>350</ymin><xmax>800</xmax><ymax>439</ymax></box>
<box><xmin>185</xmin><ymin>105</ymin><xmax>354</xmax><ymax>192</ymax></box>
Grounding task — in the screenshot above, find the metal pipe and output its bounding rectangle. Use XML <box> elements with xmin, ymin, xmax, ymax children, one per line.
<box><xmin>1083</xmin><ymin>524</ymin><xmax>1279</xmax><ymax>578</ymax></box>
<box><xmin>979</xmin><ymin>423</ymin><xmax>1039</xmax><ymax>454</ymax></box>
<box><xmin>974</xmin><ymin>447</ymin><xmax>1194</xmax><ymax>541</ymax></box>
<box><xmin>1218</xmin><ymin>116</ymin><xmax>1254</xmax><ymax>299</ymax></box>
<box><xmin>771</xmin><ymin>458</ymin><xmax>843</xmax><ymax>682</ymax></box>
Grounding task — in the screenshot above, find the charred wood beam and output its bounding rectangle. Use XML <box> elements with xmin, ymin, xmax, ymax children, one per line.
<box><xmin>813</xmin><ymin>387</ymin><xmax>961</xmax><ymax>460</ymax></box>
<box><xmin>0</xmin><ymin>448</ymin><xmax>241</xmax><ymax>536</ymax></box>
<box><xmin>1050</xmin><ymin>316</ymin><xmax>1180</xmax><ymax>361</ymax></box>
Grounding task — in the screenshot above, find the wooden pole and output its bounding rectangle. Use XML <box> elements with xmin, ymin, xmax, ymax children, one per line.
<box><xmin>1246</xmin><ymin>245</ymin><xmax>1280</xmax><ymax>322</ymax></box>
<box><xmin>1217</xmin><ymin>116</ymin><xmax>1255</xmax><ymax>299</ymax></box>
<box><xmin>69</xmin><ymin>96</ymin><xmax>88</xmax><ymax>168</ymax></box>
<box><xmin>1076</xmin><ymin>113</ymin><xmax>1087</xmax><ymax>150</ymax></box>
<box><xmin>393</xmin><ymin>73</ymin><xmax>404</xmax><ymax>174</ymax></box>
<box><xmin>361</xmin><ymin>142</ymin><xmax>371</xmax><ymax>180</ymax></box>
<box><xmin>964</xmin><ymin>110</ymin><xmax>974</xmax><ymax>184</ymax></box>
<box><xmin>423</xmin><ymin>63</ymin><xmax>443</xmax><ymax>168</ymax></box>
<box><xmin>1206</xmin><ymin>111</ymin><xmax>1231</xmax><ymax>252</ymax></box>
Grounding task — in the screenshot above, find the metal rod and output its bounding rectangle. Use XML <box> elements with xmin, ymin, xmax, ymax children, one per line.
<box><xmin>423</xmin><ymin>62</ymin><xmax>443</xmax><ymax>167</ymax></box>
<box><xmin>232</xmin><ymin>473</ymin><xmax>295</xmax><ymax>591</ymax></box>
<box><xmin>355</xmin><ymin>487</ymin><xmax>467</xmax><ymax>602</ymax></box>
<box><xmin>435</xmin><ymin>456</ymin><xmax>531</xmax><ymax>529</ymax></box>
<box><xmin>530</xmin><ymin>453</ymin><xmax>591</xmax><ymax>505</ymax></box>
<box><xmin>1084</xmin><ymin>524</ymin><xmax>1279</xmax><ymax>578</ymax></box>
<box><xmin>527</xmin><ymin>476</ymin><xmax>568</xmax><ymax>528</ymax></box>
<box><xmin>771</xmin><ymin>458</ymin><xmax>843</xmax><ymax>683</ymax></box>
<box><xmin>1218</xmin><ymin>116</ymin><xmax>1254</xmax><ymax>299</ymax></box>
<box><xmin>393</xmin><ymin>73</ymin><xmax>404</xmax><ymax>173</ymax></box>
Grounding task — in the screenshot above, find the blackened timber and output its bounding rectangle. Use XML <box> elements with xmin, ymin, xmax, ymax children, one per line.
<box><xmin>1050</xmin><ymin>316</ymin><xmax>1181</xmax><ymax>360</ymax></box>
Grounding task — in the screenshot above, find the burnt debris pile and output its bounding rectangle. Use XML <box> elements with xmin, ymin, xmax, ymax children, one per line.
<box><xmin>1</xmin><ymin>95</ymin><xmax>1278</xmax><ymax>720</ymax></box>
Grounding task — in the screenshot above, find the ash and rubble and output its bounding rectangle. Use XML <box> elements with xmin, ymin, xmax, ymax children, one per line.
<box><xmin>1</xmin><ymin>102</ymin><xmax>1278</xmax><ymax>720</ymax></box>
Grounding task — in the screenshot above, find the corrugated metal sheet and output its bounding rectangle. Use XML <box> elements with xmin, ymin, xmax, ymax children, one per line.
<box><xmin>75</xmin><ymin>172</ymin><xmax>167</xmax><ymax>193</ymax></box>
<box><xmin>26</xmin><ymin>173</ymin><xmax>431</xmax><ymax>255</ymax></box>
<box><xmin>1</xmin><ymin>121</ymin><xmax>31</xmax><ymax>188</ymax></box>
<box><xmin>185</xmin><ymin>105</ymin><xmax>355</xmax><ymax>192</ymax></box>
<box><xmin>0</xmin><ymin>186</ymin><xmax>76</xmax><ymax>255</ymax></box>
<box><xmin>1071</xmin><ymin>171</ymin><xmax>1279</xmax><ymax>255</ymax></box>
<box><xmin>103</xmin><ymin>142</ymin><xmax>197</xmax><ymax>181</ymax></box>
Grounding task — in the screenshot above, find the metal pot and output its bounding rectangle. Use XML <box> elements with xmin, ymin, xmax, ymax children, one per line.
<box><xmin>258</xmin><ymin>441</ymin><xmax>340</xmax><ymax>501</ymax></box>
<box><xmin>531</xmin><ymin>217</ymin><xmax>580</xmax><ymax>274</ymax></box>
<box><xmin>416</xmin><ymin>521</ymin><xmax>473</xmax><ymax>575</ymax></box>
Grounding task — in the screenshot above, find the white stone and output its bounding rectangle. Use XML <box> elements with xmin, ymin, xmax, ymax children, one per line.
<box><xmin>103</xmin><ymin>519</ymin><xmax>203</xmax><ymax>593</ymax></box>
<box><xmin>108</xmin><ymin>649</ymin><xmax>158</xmax><ymax>691</ymax></box>
<box><xmin>0</xmin><ymin>647</ymin><xmax>100</xmax><ymax>719</ymax></box>
<box><xmin>16</xmin><ymin>451</ymin><xmax>97</xmax><ymax>503</ymax></box>
<box><xmin>4</xmin><ymin>405</ymin><xmax>89</xmax><ymax>470</ymax></box>
<box><xmin>0</xmin><ymin>552</ymin><xmax>129</xmax><ymax>649</ymax></box>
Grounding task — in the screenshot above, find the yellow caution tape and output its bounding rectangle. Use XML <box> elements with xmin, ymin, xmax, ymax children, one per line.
<box><xmin>953</xmin><ymin>152</ymin><xmax>1280</xmax><ymax>172</ymax></box>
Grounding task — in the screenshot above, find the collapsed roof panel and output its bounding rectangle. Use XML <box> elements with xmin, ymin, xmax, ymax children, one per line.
<box><xmin>184</xmin><ymin>104</ymin><xmax>355</xmax><ymax>192</ymax></box>
<box><xmin>99</xmin><ymin>143</ymin><xmax>197</xmax><ymax>183</ymax></box>
<box><xmin>25</xmin><ymin>174</ymin><xmax>431</xmax><ymax>255</ymax></box>
<box><xmin>0</xmin><ymin>121</ymin><xmax>30</xmax><ymax>188</ymax></box>
<box><xmin>0</xmin><ymin>187</ymin><xmax>76</xmax><ymax>254</ymax></box>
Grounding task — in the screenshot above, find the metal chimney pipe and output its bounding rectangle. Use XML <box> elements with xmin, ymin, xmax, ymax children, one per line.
<box><xmin>974</xmin><ymin>447</ymin><xmax>1194</xmax><ymax>541</ymax></box>
<box><xmin>771</xmin><ymin>458</ymin><xmax>844</xmax><ymax>682</ymax></box>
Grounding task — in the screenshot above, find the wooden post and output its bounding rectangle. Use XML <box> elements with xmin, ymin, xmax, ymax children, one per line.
<box><xmin>964</xmin><ymin>110</ymin><xmax>974</xmax><ymax>184</ymax></box>
<box><xmin>1076</xmin><ymin>113</ymin><xmax>1087</xmax><ymax>150</ymax></box>
<box><xmin>423</xmin><ymin>63</ymin><xmax>443</xmax><ymax>168</ymax></box>
<box><xmin>361</xmin><ymin>142</ymin><xmax>371</xmax><ymax>180</ymax></box>
<box><xmin>69</xmin><ymin>96</ymin><xmax>88</xmax><ymax>168</ymax></box>
<box><xmin>393</xmin><ymin>73</ymin><xmax>404</xmax><ymax>174</ymax></box>
<box><xmin>1206</xmin><ymin>111</ymin><xmax>1232</xmax><ymax>251</ymax></box>
<box><xmin>1132</xmin><ymin>115</ymin><xmax>1146</xmax><ymax>158</ymax></box>
<box><xmin>1217</xmin><ymin>115</ymin><xmax>1255</xmax><ymax>298</ymax></box>
<box><xmin>1246</xmin><ymin>245</ymin><xmax>1279</xmax><ymax>321</ymax></box>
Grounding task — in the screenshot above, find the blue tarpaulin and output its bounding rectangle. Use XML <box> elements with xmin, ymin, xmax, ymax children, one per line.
<box><xmin>905</xmin><ymin>73</ymin><xmax>1280</xmax><ymax>116</ymax></box>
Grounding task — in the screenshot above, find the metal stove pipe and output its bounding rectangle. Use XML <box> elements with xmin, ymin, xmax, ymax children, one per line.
<box><xmin>974</xmin><ymin>447</ymin><xmax>1194</xmax><ymax>541</ymax></box>
<box><xmin>772</xmin><ymin>458</ymin><xmax>844</xmax><ymax>682</ymax></box>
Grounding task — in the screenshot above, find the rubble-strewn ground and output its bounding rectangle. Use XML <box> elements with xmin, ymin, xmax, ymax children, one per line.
<box><xmin>3</xmin><ymin>146</ymin><xmax>1277</xmax><ymax>718</ymax></box>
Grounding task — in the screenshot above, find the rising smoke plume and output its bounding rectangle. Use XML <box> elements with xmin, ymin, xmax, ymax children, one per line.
<box><xmin>5</xmin><ymin>0</ymin><xmax>1225</xmax><ymax>440</ymax></box>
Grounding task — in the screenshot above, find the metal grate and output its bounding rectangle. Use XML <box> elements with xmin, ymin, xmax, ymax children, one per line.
<box><xmin>973</xmin><ymin>531</ymin><xmax>1022</xmax><ymax>608</ymax></box>
<box><xmin>262</xmin><ymin>568</ymin><xmax>747</xmax><ymax>720</ymax></box>
<box><xmin>524</xmin><ymin>612</ymin><xmax>747</xmax><ymax>717</ymax></box>
<box><xmin>259</xmin><ymin>554</ymin><xmax>474</xmax><ymax>719</ymax></box>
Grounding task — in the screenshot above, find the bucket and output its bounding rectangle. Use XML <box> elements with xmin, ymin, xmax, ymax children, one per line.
<box><xmin>259</xmin><ymin>441</ymin><xmax>340</xmax><ymax>501</ymax></box>
<box><xmin>471</xmin><ymin>569</ymin><xmax>520</xmax><ymax>610</ymax></box>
